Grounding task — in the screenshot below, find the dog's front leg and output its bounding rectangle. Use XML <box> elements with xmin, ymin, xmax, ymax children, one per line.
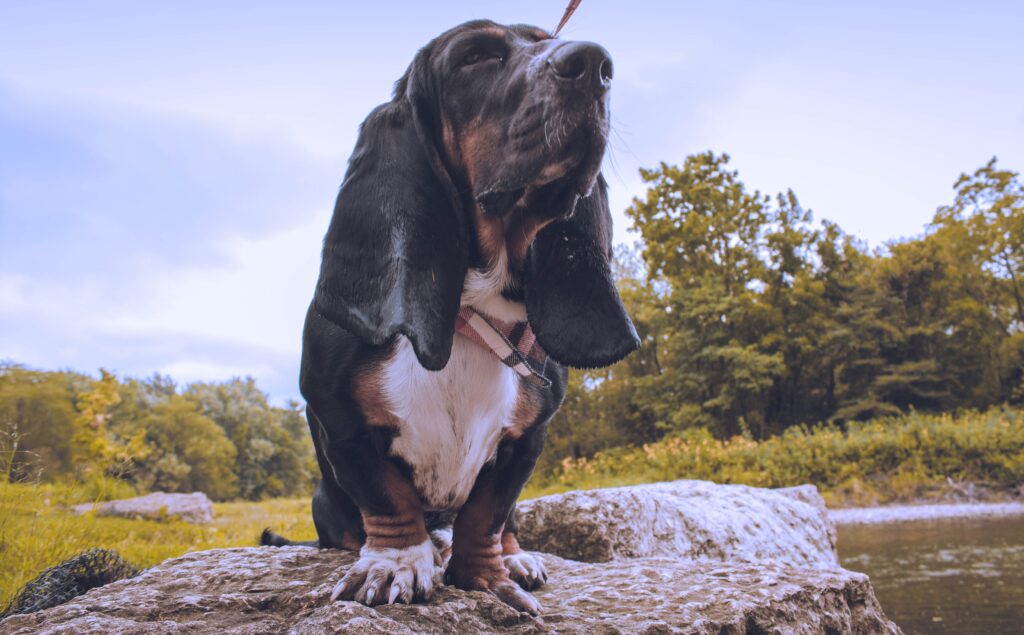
<box><xmin>445</xmin><ymin>430</ymin><xmax>546</xmax><ymax>615</ymax></box>
<box><xmin>323</xmin><ymin>438</ymin><xmax>439</xmax><ymax>606</ymax></box>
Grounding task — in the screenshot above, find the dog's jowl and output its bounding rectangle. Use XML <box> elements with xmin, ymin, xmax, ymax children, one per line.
<box><xmin>262</xmin><ymin>20</ymin><xmax>639</xmax><ymax>615</ymax></box>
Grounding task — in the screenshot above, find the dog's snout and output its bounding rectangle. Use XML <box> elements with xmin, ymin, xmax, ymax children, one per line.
<box><xmin>547</xmin><ymin>42</ymin><xmax>613</xmax><ymax>92</ymax></box>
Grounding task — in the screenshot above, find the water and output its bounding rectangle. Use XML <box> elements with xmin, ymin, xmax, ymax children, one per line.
<box><xmin>837</xmin><ymin>515</ymin><xmax>1024</xmax><ymax>635</ymax></box>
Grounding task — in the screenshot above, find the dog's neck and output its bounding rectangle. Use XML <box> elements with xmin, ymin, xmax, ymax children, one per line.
<box><xmin>461</xmin><ymin>246</ymin><xmax>527</xmax><ymax>323</ymax></box>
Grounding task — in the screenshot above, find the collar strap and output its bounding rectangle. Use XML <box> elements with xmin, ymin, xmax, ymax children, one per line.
<box><xmin>454</xmin><ymin>306</ymin><xmax>550</xmax><ymax>387</ymax></box>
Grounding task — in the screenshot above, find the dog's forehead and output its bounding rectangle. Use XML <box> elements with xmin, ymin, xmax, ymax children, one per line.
<box><xmin>437</xmin><ymin>20</ymin><xmax>552</xmax><ymax>51</ymax></box>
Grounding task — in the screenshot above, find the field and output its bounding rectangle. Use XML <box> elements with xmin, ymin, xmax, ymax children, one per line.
<box><xmin>3</xmin><ymin>407</ymin><xmax>1023</xmax><ymax>609</ymax></box>
<box><xmin>0</xmin><ymin>482</ymin><xmax>315</xmax><ymax>610</ymax></box>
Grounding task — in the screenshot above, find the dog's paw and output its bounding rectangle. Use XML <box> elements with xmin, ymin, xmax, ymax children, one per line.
<box><xmin>446</xmin><ymin>555</ymin><xmax>542</xmax><ymax>616</ymax></box>
<box><xmin>429</xmin><ymin>527</ymin><xmax>453</xmax><ymax>569</ymax></box>
<box><xmin>502</xmin><ymin>551</ymin><xmax>548</xmax><ymax>591</ymax></box>
<box><xmin>330</xmin><ymin>538</ymin><xmax>440</xmax><ymax>606</ymax></box>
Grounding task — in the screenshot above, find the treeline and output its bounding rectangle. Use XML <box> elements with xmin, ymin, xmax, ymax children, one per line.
<box><xmin>4</xmin><ymin>153</ymin><xmax>1021</xmax><ymax>496</ymax></box>
<box><xmin>0</xmin><ymin>364</ymin><xmax>316</xmax><ymax>501</ymax></box>
<box><xmin>539</xmin><ymin>154</ymin><xmax>1024</xmax><ymax>475</ymax></box>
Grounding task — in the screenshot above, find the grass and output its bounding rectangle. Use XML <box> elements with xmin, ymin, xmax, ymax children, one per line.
<box><xmin>0</xmin><ymin>481</ymin><xmax>315</xmax><ymax>609</ymax></box>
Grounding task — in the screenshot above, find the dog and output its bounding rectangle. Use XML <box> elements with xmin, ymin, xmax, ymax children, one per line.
<box><xmin>262</xmin><ymin>19</ymin><xmax>639</xmax><ymax>615</ymax></box>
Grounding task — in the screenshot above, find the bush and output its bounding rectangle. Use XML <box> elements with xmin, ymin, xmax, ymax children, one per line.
<box><xmin>524</xmin><ymin>408</ymin><xmax>1024</xmax><ymax>506</ymax></box>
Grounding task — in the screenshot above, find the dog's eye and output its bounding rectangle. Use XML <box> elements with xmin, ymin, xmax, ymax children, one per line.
<box><xmin>461</xmin><ymin>51</ymin><xmax>504</xmax><ymax>67</ymax></box>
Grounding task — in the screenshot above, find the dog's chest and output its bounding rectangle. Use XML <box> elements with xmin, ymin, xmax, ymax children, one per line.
<box><xmin>381</xmin><ymin>335</ymin><xmax>519</xmax><ymax>511</ymax></box>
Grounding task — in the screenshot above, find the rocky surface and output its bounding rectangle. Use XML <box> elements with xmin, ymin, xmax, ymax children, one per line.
<box><xmin>4</xmin><ymin>480</ymin><xmax>902</xmax><ymax>634</ymax></box>
<box><xmin>517</xmin><ymin>480</ymin><xmax>838</xmax><ymax>567</ymax></box>
<box><xmin>0</xmin><ymin>546</ymin><xmax>899</xmax><ymax>634</ymax></box>
<box><xmin>72</xmin><ymin>492</ymin><xmax>214</xmax><ymax>524</ymax></box>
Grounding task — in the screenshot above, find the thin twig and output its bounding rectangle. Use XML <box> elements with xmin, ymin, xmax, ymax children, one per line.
<box><xmin>553</xmin><ymin>0</ymin><xmax>583</xmax><ymax>36</ymax></box>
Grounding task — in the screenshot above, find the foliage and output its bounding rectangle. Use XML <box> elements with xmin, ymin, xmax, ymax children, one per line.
<box><xmin>0</xmin><ymin>365</ymin><xmax>79</xmax><ymax>483</ymax></box>
<box><xmin>539</xmin><ymin>155</ymin><xmax>1024</xmax><ymax>475</ymax></box>
<box><xmin>527</xmin><ymin>408</ymin><xmax>1024</xmax><ymax>507</ymax></box>
<box><xmin>0</xmin><ymin>366</ymin><xmax>316</xmax><ymax>501</ymax></box>
<box><xmin>185</xmin><ymin>380</ymin><xmax>316</xmax><ymax>500</ymax></box>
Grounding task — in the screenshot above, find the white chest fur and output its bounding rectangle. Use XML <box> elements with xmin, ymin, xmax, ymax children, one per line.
<box><xmin>382</xmin><ymin>334</ymin><xmax>520</xmax><ymax>511</ymax></box>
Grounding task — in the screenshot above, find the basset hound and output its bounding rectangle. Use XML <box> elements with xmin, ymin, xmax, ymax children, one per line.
<box><xmin>262</xmin><ymin>19</ymin><xmax>639</xmax><ymax>615</ymax></box>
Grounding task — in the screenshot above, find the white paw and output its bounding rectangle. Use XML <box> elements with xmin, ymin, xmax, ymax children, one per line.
<box><xmin>429</xmin><ymin>527</ymin><xmax>453</xmax><ymax>569</ymax></box>
<box><xmin>502</xmin><ymin>551</ymin><xmax>548</xmax><ymax>591</ymax></box>
<box><xmin>330</xmin><ymin>538</ymin><xmax>440</xmax><ymax>605</ymax></box>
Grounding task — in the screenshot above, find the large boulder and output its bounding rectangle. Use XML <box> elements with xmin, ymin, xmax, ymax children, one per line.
<box><xmin>73</xmin><ymin>492</ymin><xmax>214</xmax><ymax>524</ymax></box>
<box><xmin>4</xmin><ymin>480</ymin><xmax>901</xmax><ymax>634</ymax></box>
<box><xmin>0</xmin><ymin>546</ymin><xmax>898</xmax><ymax>634</ymax></box>
<box><xmin>517</xmin><ymin>480</ymin><xmax>838</xmax><ymax>567</ymax></box>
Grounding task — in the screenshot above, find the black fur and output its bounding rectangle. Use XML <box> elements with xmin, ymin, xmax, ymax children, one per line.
<box><xmin>312</xmin><ymin>99</ymin><xmax>467</xmax><ymax>372</ymax></box>
<box><xmin>526</xmin><ymin>175</ymin><xmax>640</xmax><ymax>368</ymax></box>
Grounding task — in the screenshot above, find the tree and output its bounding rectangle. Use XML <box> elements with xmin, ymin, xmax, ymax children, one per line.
<box><xmin>121</xmin><ymin>396</ymin><xmax>239</xmax><ymax>500</ymax></box>
<box><xmin>626</xmin><ymin>153</ymin><xmax>784</xmax><ymax>437</ymax></box>
<box><xmin>0</xmin><ymin>364</ymin><xmax>77</xmax><ymax>481</ymax></box>
<box><xmin>185</xmin><ymin>378</ymin><xmax>315</xmax><ymax>500</ymax></box>
<box><xmin>72</xmin><ymin>369</ymin><xmax>149</xmax><ymax>479</ymax></box>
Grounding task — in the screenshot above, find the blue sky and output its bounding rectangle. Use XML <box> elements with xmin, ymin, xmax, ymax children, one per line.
<box><xmin>2</xmin><ymin>1</ymin><xmax>1022</xmax><ymax>403</ymax></box>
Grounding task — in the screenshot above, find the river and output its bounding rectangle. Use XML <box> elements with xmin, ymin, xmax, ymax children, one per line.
<box><xmin>836</xmin><ymin>514</ymin><xmax>1024</xmax><ymax>634</ymax></box>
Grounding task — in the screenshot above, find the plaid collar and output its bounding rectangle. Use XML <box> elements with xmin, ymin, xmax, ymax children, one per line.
<box><xmin>454</xmin><ymin>306</ymin><xmax>550</xmax><ymax>387</ymax></box>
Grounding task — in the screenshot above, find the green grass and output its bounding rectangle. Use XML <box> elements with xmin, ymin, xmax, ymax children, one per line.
<box><xmin>0</xmin><ymin>481</ymin><xmax>315</xmax><ymax>609</ymax></box>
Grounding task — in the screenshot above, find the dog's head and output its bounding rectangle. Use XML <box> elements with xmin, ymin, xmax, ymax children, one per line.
<box><xmin>314</xmin><ymin>20</ymin><xmax>639</xmax><ymax>371</ymax></box>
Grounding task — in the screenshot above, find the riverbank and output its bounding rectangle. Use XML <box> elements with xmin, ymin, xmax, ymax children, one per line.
<box><xmin>831</xmin><ymin>500</ymin><xmax>1024</xmax><ymax>525</ymax></box>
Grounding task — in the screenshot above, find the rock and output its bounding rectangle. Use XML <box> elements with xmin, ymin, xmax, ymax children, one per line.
<box><xmin>72</xmin><ymin>492</ymin><xmax>214</xmax><ymax>524</ymax></box>
<box><xmin>516</xmin><ymin>480</ymin><xmax>838</xmax><ymax>567</ymax></box>
<box><xmin>4</xmin><ymin>481</ymin><xmax>902</xmax><ymax>633</ymax></box>
<box><xmin>0</xmin><ymin>546</ymin><xmax>899</xmax><ymax>634</ymax></box>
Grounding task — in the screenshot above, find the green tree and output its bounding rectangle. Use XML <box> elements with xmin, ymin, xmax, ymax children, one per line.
<box><xmin>185</xmin><ymin>378</ymin><xmax>314</xmax><ymax>500</ymax></box>
<box><xmin>626</xmin><ymin>152</ymin><xmax>784</xmax><ymax>437</ymax></box>
<box><xmin>120</xmin><ymin>396</ymin><xmax>239</xmax><ymax>500</ymax></box>
<box><xmin>0</xmin><ymin>364</ymin><xmax>77</xmax><ymax>481</ymax></box>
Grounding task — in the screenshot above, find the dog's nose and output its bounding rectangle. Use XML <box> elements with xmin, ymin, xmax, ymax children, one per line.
<box><xmin>548</xmin><ymin>42</ymin><xmax>613</xmax><ymax>93</ymax></box>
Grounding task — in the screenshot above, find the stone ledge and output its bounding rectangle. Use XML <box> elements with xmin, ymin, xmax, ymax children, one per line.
<box><xmin>1</xmin><ymin>546</ymin><xmax>899</xmax><ymax>634</ymax></box>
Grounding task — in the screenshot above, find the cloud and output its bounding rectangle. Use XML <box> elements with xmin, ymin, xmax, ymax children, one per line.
<box><xmin>0</xmin><ymin>84</ymin><xmax>339</xmax><ymax>402</ymax></box>
<box><xmin>0</xmin><ymin>83</ymin><xmax>338</xmax><ymax>276</ymax></box>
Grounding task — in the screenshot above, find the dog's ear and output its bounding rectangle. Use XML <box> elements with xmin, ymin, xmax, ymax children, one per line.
<box><xmin>313</xmin><ymin>50</ymin><xmax>467</xmax><ymax>371</ymax></box>
<box><xmin>524</xmin><ymin>176</ymin><xmax>640</xmax><ymax>368</ymax></box>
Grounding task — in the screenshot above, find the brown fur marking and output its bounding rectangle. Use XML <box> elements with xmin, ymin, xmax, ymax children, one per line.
<box><xmin>352</xmin><ymin>355</ymin><xmax>401</xmax><ymax>430</ymax></box>
<box><xmin>505</xmin><ymin>209</ymin><xmax>555</xmax><ymax>263</ymax></box>
<box><xmin>504</xmin><ymin>377</ymin><xmax>543</xmax><ymax>440</ymax></box>
<box><xmin>500</xmin><ymin>531</ymin><xmax>523</xmax><ymax>556</ymax></box>
<box><xmin>363</xmin><ymin>463</ymin><xmax>428</xmax><ymax>549</ymax></box>
<box><xmin>448</xmin><ymin>475</ymin><xmax>505</xmax><ymax>584</ymax></box>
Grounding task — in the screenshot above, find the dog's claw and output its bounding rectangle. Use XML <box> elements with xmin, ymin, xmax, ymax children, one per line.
<box><xmin>331</xmin><ymin>560</ymin><xmax>369</xmax><ymax>601</ymax></box>
<box><xmin>492</xmin><ymin>581</ymin><xmax>542</xmax><ymax>616</ymax></box>
<box><xmin>330</xmin><ymin>539</ymin><xmax>438</xmax><ymax>606</ymax></box>
<box><xmin>503</xmin><ymin>552</ymin><xmax>548</xmax><ymax>591</ymax></box>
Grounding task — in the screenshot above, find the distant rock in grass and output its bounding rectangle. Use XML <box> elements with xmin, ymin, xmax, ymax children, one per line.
<box><xmin>516</xmin><ymin>480</ymin><xmax>838</xmax><ymax>567</ymax></box>
<box><xmin>0</xmin><ymin>548</ymin><xmax>138</xmax><ymax>618</ymax></box>
<box><xmin>72</xmin><ymin>491</ymin><xmax>214</xmax><ymax>524</ymax></box>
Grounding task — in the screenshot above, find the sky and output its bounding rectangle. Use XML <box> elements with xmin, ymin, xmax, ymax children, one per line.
<box><xmin>1</xmin><ymin>0</ymin><xmax>1022</xmax><ymax>404</ymax></box>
